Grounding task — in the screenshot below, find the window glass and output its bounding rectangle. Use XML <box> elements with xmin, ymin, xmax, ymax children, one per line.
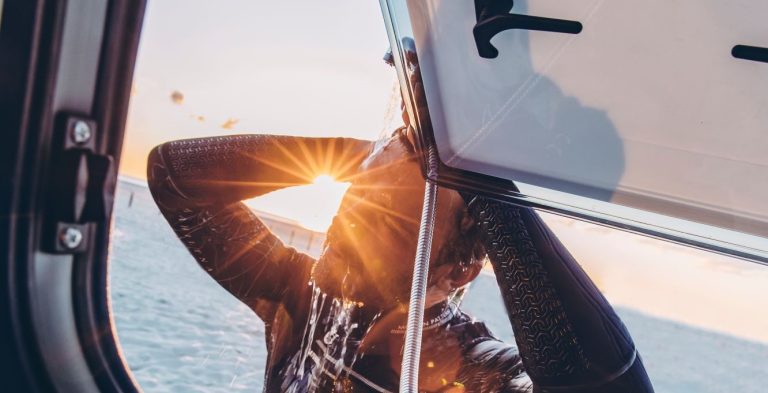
<box><xmin>111</xmin><ymin>1</ymin><xmax>768</xmax><ymax>392</ymax></box>
<box><xmin>397</xmin><ymin>0</ymin><xmax>768</xmax><ymax>247</ymax></box>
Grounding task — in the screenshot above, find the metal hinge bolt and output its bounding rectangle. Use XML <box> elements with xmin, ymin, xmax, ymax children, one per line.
<box><xmin>59</xmin><ymin>226</ymin><xmax>84</xmax><ymax>250</ymax></box>
<box><xmin>72</xmin><ymin>120</ymin><xmax>92</xmax><ymax>145</ymax></box>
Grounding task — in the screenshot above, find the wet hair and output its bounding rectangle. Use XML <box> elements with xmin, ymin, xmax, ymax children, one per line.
<box><xmin>434</xmin><ymin>204</ymin><xmax>487</xmax><ymax>270</ymax></box>
<box><xmin>392</xmin><ymin>126</ymin><xmax>416</xmax><ymax>155</ymax></box>
<box><xmin>391</xmin><ymin>127</ymin><xmax>486</xmax><ymax>270</ymax></box>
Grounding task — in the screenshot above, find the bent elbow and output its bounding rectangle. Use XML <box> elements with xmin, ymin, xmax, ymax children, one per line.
<box><xmin>146</xmin><ymin>144</ymin><xmax>168</xmax><ymax>192</ymax></box>
<box><xmin>145</xmin><ymin>143</ymin><xmax>187</xmax><ymax>208</ymax></box>
<box><xmin>146</xmin><ymin>144</ymin><xmax>162</xmax><ymax>181</ymax></box>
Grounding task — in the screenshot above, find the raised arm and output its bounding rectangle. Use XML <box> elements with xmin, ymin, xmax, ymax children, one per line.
<box><xmin>467</xmin><ymin>197</ymin><xmax>654</xmax><ymax>393</ymax></box>
<box><xmin>148</xmin><ymin>135</ymin><xmax>371</xmax><ymax>204</ymax></box>
<box><xmin>146</xmin><ymin>134</ymin><xmax>372</xmax><ymax>318</ymax></box>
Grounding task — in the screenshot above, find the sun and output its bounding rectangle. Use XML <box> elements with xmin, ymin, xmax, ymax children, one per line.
<box><xmin>298</xmin><ymin>175</ymin><xmax>351</xmax><ymax>231</ymax></box>
<box><xmin>313</xmin><ymin>174</ymin><xmax>337</xmax><ymax>186</ymax></box>
<box><xmin>245</xmin><ymin>174</ymin><xmax>351</xmax><ymax>233</ymax></box>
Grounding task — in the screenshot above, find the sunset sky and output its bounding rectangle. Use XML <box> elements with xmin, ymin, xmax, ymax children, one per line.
<box><xmin>121</xmin><ymin>0</ymin><xmax>396</xmax><ymax>230</ymax></box>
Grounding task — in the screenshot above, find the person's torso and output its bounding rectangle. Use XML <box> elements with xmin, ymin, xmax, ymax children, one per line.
<box><xmin>261</xmin><ymin>283</ymin><xmax>507</xmax><ymax>393</ymax></box>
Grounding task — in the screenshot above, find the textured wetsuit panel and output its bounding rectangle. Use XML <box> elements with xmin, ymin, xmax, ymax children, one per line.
<box><xmin>468</xmin><ymin>197</ymin><xmax>654</xmax><ymax>392</ymax></box>
<box><xmin>147</xmin><ymin>143</ymin><xmax>314</xmax><ymax>315</ymax></box>
<box><xmin>156</xmin><ymin>134</ymin><xmax>369</xmax><ymax>204</ymax></box>
<box><xmin>471</xmin><ymin>199</ymin><xmax>589</xmax><ymax>380</ymax></box>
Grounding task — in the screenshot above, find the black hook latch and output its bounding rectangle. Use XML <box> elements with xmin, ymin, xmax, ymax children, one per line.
<box><xmin>43</xmin><ymin>115</ymin><xmax>116</xmax><ymax>254</ymax></box>
<box><xmin>732</xmin><ymin>45</ymin><xmax>768</xmax><ymax>64</ymax></box>
<box><xmin>474</xmin><ymin>0</ymin><xmax>582</xmax><ymax>59</ymax></box>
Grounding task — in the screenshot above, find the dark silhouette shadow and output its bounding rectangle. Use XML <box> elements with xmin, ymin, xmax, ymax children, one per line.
<box><xmin>403</xmin><ymin>0</ymin><xmax>624</xmax><ymax>202</ymax></box>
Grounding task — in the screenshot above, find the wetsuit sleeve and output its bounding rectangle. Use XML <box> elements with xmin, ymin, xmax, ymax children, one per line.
<box><xmin>466</xmin><ymin>197</ymin><xmax>654</xmax><ymax>393</ymax></box>
<box><xmin>146</xmin><ymin>134</ymin><xmax>371</xmax><ymax>319</ymax></box>
<box><xmin>459</xmin><ymin>339</ymin><xmax>533</xmax><ymax>392</ymax></box>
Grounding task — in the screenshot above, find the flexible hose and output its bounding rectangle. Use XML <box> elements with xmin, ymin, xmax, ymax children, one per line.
<box><xmin>399</xmin><ymin>146</ymin><xmax>439</xmax><ymax>393</ymax></box>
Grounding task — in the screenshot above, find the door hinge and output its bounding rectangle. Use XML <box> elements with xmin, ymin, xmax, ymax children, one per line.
<box><xmin>43</xmin><ymin>115</ymin><xmax>117</xmax><ymax>254</ymax></box>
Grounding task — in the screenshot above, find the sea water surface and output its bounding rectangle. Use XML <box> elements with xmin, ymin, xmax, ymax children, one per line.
<box><xmin>110</xmin><ymin>180</ymin><xmax>768</xmax><ymax>392</ymax></box>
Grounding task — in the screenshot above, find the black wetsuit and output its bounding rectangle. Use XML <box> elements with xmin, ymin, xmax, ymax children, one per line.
<box><xmin>147</xmin><ymin>134</ymin><xmax>654</xmax><ymax>392</ymax></box>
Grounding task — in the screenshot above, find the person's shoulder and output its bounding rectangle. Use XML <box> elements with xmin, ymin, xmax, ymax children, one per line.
<box><xmin>449</xmin><ymin>311</ymin><xmax>533</xmax><ymax>392</ymax></box>
<box><xmin>443</xmin><ymin>310</ymin><xmax>500</xmax><ymax>350</ymax></box>
<box><xmin>450</xmin><ymin>312</ymin><xmax>520</xmax><ymax>364</ymax></box>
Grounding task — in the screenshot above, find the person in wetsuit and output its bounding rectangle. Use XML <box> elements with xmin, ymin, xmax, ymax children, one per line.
<box><xmin>147</xmin><ymin>122</ymin><xmax>654</xmax><ymax>392</ymax></box>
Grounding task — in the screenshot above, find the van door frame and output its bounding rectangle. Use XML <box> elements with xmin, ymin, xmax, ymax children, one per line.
<box><xmin>0</xmin><ymin>0</ymin><xmax>145</xmax><ymax>391</ymax></box>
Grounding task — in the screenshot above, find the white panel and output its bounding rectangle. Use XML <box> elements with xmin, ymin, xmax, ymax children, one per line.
<box><xmin>405</xmin><ymin>0</ymin><xmax>768</xmax><ymax>238</ymax></box>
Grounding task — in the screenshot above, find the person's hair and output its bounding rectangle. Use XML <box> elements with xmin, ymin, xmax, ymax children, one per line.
<box><xmin>391</xmin><ymin>127</ymin><xmax>486</xmax><ymax>270</ymax></box>
<box><xmin>434</xmin><ymin>206</ymin><xmax>486</xmax><ymax>270</ymax></box>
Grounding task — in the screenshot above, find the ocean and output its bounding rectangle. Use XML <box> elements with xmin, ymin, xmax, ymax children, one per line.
<box><xmin>110</xmin><ymin>180</ymin><xmax>768</xmax><ymax>392</ymax></box>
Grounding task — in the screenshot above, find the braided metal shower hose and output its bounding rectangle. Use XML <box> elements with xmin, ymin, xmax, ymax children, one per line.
<box><xmin>399</xmin><ymin>146</ymin><xmax>439</xmax><ymax>393</ymax></box>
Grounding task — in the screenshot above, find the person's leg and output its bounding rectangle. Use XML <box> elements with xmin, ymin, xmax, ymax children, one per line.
<box><xmin>467</xmin><ymin>196</ymin><xmax>654</xmax><ymax>393</ymax></box>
